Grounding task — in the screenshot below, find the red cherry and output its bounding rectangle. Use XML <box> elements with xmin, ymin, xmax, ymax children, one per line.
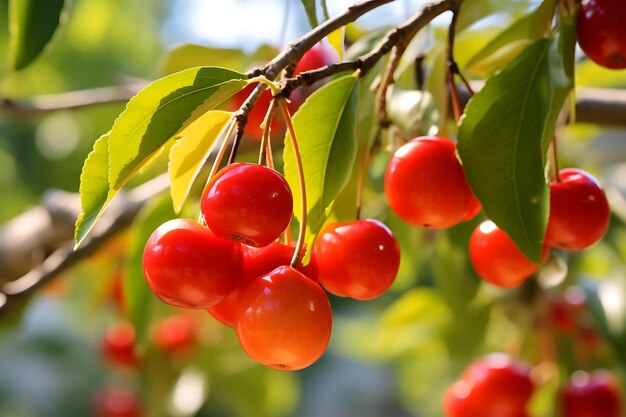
<box><xmin>443</xmin><ymin>381</ymin><xmax>482</xmax><ymax>417</ymax></box>
<box><xmin>102</xmin><ymin>322</ymin><xmax>138</xmax><ymax>368</ymax></box>
<box><xmin>561</xmin><ymin>370</ymin><xmax>622</xmax><ymax>417</ymax></box>
<box><xmin>201</xmin><ymin>163</ymin><xmax>293</xmax><ymax>248</ymax></box>
<box><xmin>230</xmin><ymin>84</ymin><xmax>284</xmax><ymax>140</ymax></box>
<box><xmin>577</xmin><ymin>0</ymin><xmax>626</xmax><ymax>69</ymax></box>
<box><xmin>549</xmin><ymin>286</ymin><xmax>587</xmax><ymax>334</ymax></box>
<box><xmin>469</xmin><ymin>221</ymin><xmax>541</xmax><ymax>288</ymax></box>
<box><xmin>546</xmin><ymin>168</ymin><xmax>610</xmax><ymax>251</ymax></box>
<box><xmin>152</xmin><ymin>314</ymin><xmax>197</xmax><ymax>355</ymax></box>
<box><xmin>384</xmin><ymin>136</ymin><xmax>480</xmax><ymax>229</ymax></box>
<box><xmin>142</xmin><ymin>218</ymin><xmax>243</xmax><ymax>309</ymax></box>
<box><xmin>236</xmin><ymin>265</ymin><xmax>332</xmax><ymax>370</ymax></box>
<box><xmin>293</xmin><ymin>44</ymin><xmax>339</xmax><ymax>75</ymax></box>
<box><xmin>461</xmin><ymin>354</ymin><xmax>534</xmax><ymax>414</ymax></box>
<box><xmin>93</xmin><ymin>386</ymin><xmax>142</xmax><ymax>417</ymax></box>
<box><xmin>312</xmin><ymin>219</ymin><xmax>400</xmax><ymax>300</ymax></box>
<box><xmin>208</xmin><ymin>242</ymin><xmax>317</xmax><ymax>327</ymax></box>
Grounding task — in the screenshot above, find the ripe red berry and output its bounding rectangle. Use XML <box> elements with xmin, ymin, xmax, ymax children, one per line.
<box><xmin>208</xmin><ymin>242</ymin><xmax>317</xmax><ymax>327</ymax></box>
<box><xmin>102</xmin><ymin>322</ymin><xmax>138</xmax><ymax>368</ymax></box>
<box><xmin>312</xmin><ymin>219</ymin><xmax>400</xmax><ymax>300</ymax></box>
<box><xmin>201</xmin><ymin>163</ymin><xmax>293</xmax><ymax>247</ymax></box>
<box><xmin>152</xmin><ymin>314</ymin><xmax>197</xmax><ymax>355</ymax></box>
<box><xmin>577</xmin><ymin>0</ymin><xmax>626</xmax><ymax>69</ymax></box>
<box><xmin>293</xmin><ymin>44</ymin><xmax>338</xmax><ymax>75</ymax></box>
<box><xmin>93</xmin><ymin>386</ymin><xmax>142</xmax><ymax>417</ymax></box>
<box><xmin>236</xmin><ymin>265</ymin><xmax>332</xmax><ymax>370</ymax></box>
<box><xmin>444</xmin><ymin>353</ymin><xmax>534</xmax><ymax>417</ymax></box>
<box><xmin>384</xmin><ymin>136</ymin><xmax>480</xmax><ymax>229</ymax></box>
<box><xmin>549</xmin><ymin>286</ymin><xmax>587</xmax><ymax>334</ymax></box>
<box><xmin>561</xmin><ymin>370</ymin><xmax>622</xmax><ymax>417</ymax></box>
<box><xmin>142</xmin><ymin>218</ymin><xmax>243</xmax><ymax>309</ymax></box>
<box><xmin>546</xmin><ymin>168</ymin><xmax>610</xmax><ymax>251</ymax></box>
<box><xmin>230</xmin><ymin>84</ymin><xmax>284</xmax><ymax>140</ymax></box>
<box><xmin>469</xmin><ymin>221</ymin><xmax>541</xmax><ymax>288</ymax></box>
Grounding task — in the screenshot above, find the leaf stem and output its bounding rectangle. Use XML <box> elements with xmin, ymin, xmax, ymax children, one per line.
<box><xmin>276</xmin><ymin>96</ymin><xmax>307</xmax><ymax>268</ymax></box>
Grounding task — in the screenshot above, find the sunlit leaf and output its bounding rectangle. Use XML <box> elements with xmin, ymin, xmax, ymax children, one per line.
<box><xmin>465</xmin><ymin>0</ymin><xmax>555</xmax><ymax>77</ymax></box>
<box><xmin>8</xmin><ymin>0</ymin><xmax>64</xmax><ymax>70</ymax></box>
<box><xmin>457</xmin><ymin>23</ymin><xmax>575</xmax><ymax>262</ymax></box>
<box><xmin>283</xmin><ymin>74</ymin><xmax>358</xmax><ymax>262</ymax></box>
<box><xmin>327</xmin><ymin>27</ymin><xmax>345</xmax><ymax>59</ymax></box>
<box><xmin>455</xmin><ymin>0</ymin><xmax>533</xmax><ymax>32</ymax></box>
<box><xmin>108</xmin><ymin>67</ymin><xmax>247</xmax><ymax>191</ymax></box>
<box><xmin>74</xmin><ymin>133</ymin><xmax>113</xmax><ymax>247</ymax></box>
<box><xmin>168</xmin><ymin>110</ymin><xmax>233</xmax><ymax>213</ymax></box>
<box><xmin>124</xmin><ymin>194</ymin><xmax>176</xmax><ymax>348</ymax></box>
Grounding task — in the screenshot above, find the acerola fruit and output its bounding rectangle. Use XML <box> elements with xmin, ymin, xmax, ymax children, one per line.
<box><xmin>236</xmin><ymin>265</ymin><xmax>332</xmax><ymax>370</ymax></box>
<box><xmin>102</xmin><ymin>322</ymin><xmax>138</xmax><ymax>368</ymax></box>
<box><xmin>577</xmin><ymin>0</ymin><xmax>626</xmax><ymax>69</ymax></box>
<box><xmin>384</xmin><ymin>136</ymin><xmax>480</xmax><ymax>229</ymax></box>
<box><xmin>469</xmin><ymin>221</ymin><xmax>541</xmax><ymax>288</ymax></box>
<box><xmin>201</xmin><ymin>163</ymin><xmax>293</xmax><ymax>247</ymax></box>
<box><xmin>208</xmin><ymin>242</ymin><xmax>317</xmax><ymax>327</ymax></box>
<box><xmin>313</xmin><ymin>219</ymin><xmax>400</xmax><ymax>300</ymax></box>
<box><xmin>546</xmin><ymin>168</ymin><xmax>610</xmax><ymax>251</ymax></box>
<box><xmin>142</xmin><ymin>218</ymin><xmax>243</xmax><ymax>309</ymax></box>
<box><xmin>561</xmin><ymin>370</ymin><xmax>622</xmax><ymax>417</ymax></box>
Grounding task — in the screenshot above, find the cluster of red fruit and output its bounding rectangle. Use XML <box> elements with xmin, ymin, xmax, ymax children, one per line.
<box><xmin>384</xmin><ymin>135</ymin><xmax>610</xmax><ymax>289</ymax></box>
<box><xmin>443</xmin><ymin>353</ymin><xmax>622</xmax><ymax>417</ymax></box>
<box><xmin>142</xmin><ymin>162</ymin><xmax>401</xmax><ymax>370</ymax></box>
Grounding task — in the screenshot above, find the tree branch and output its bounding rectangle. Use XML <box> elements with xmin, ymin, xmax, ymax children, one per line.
<box><xmin>0</xmin><ymin>84</ymin><xmax>146</xmax><ymax>116</ymax></box>
<box><xmin>0</xmin><ymin>174</ymin><xmax>169</xmax><ymax>314</ymax></box>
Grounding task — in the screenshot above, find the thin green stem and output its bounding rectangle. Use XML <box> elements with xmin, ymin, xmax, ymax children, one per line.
<box><xmin>258</xmin><ymin>99</ymin><xmax>278</xmax><ymax>165</ymax></box>
<box><xmin>277</xmin><ymin>96</ymin><xmax>307</xmax><ymax>268</ymax></box>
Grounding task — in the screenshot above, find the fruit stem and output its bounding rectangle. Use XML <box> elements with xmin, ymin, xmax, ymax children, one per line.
<box><xmin>551</xmin><ymin>134</ymin><xmax>562</xmax><ymax>182</ymax></box>
<box><xmin>208</xmin><ymin>119</ymin><xmax>238</xmax><ymax>180</ymax></box>
<box><xmin>448</xmin><ymin>69</ymin><xmax>462</xmax><ymax>123</ymax></box>
<box><xmin>277</xmin><ymin>96</ymin><xmax>307</xmax><ymax>268</ymax></box>
<box><xmin>259</xmin><ymin>99</ymin><xmax>278</xmax><ymax>166</ymax></box>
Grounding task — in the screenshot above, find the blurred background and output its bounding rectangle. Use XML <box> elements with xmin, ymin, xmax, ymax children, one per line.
<box><xmin>0</xmin><ymin>0</ymin><xmax>625</xmax><ymax>416</ymax></box>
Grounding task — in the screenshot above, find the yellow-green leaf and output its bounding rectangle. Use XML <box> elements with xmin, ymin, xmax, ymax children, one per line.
<box><xmin>74</xmin><ymin>133</ymin><xmax>113</xmax><ymax>247</ymax></box>
<box><xmin>168</xmin><ymin>110</ymin><xmax>233</xmax><ymax>213</ymax></box>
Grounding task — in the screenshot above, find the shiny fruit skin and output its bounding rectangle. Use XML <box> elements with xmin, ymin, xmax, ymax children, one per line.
<box><xmin>230</xmin><ymin>84</ymin><xmax>284</xmax><ymax>140</ymax></box>
<box><xmin>546</xmin><ymin>168</ymin><xmax>610</xmax><ymax>251</ymax></box>
<box><xmin>201</xmin><ymin>163</ymin><xmax>293</xmax><ymax>247</ymax></box>
<box><xmin>208</xmin><ymin>242</ymin><xmax>317</xmax><ymax>327</ymax></box>
<box><xmin>142</xmin><ymin>218</ymin><xmax>243</xmax><ymax>309</ymax></box>
<box><xmin>443</xmin><ymin>381</ymin><xmax>482</xmax><ymax>417</ymax></box>
<box><xmin>152</xmin><ymin>314</ymin><xmax>197</xmax><ymax>355</ymax></box>
<box><xmin>469</xmin><ymin>221</ymin><xmax>540</xmax><ymax>288</ymax></box>
<box><xmin>293</xmin><ymin>44</ymin><xmax>338</xmax><ymax>75</ymax></box>
<box><xmin>313</xmin><ymin>219</ymin><xmax>401</xmax><ymax>300</ymax></box>
<box><xmin>236</xmin><ymin>265</ymin><xmax>332</xmax><ymax>370</ymax></box>
<box><xmin>561</xmin><ymin>370</ymin><xmax>622</xmax><ymax>417</ymax></box>
<box><xmin>577</xmin><ymin>0</ymin><xmax>626</xmax><ymax>69</ymax></box>
<box><xmin>102</xmin><ymin>322</ymin><xmax>138</xmax><ymax>368</ymax></box>
<box><xmin>384</xmin><ymin>136</ymin><xmax>480</xmax><ymax>229</ymax></box>
<box><xmin>461</xmin><ymin>353</ymin><xmax>534</xmax><ymax>415</ymax></box>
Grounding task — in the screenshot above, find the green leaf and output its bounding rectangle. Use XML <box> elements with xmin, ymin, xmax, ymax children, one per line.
<box><xmin>74</xmin><ymin>133</ymin><xmax>113</xmax><ymax>247</ymax></box>
<box><xmin>108</xmin><ymin>67</ymin><xmax>247</xmax><ymax>191</ymax></box>
<box><xmin>283</xmin><ymin>74</ymin><xmax>358</xmax><ymax>260</ymax></box>
<box><xmin>455</xmin><ymin>0</ymin><xmax>532</xmax><ymax>32</ymax></box>
<box><xmin>160</xmin><ymin>44</ymin><xmax>246</xmax><ymax>75</ymax></box>
<box><xmin>465</xmin><ymin>0</ymin><xmax>555</xmax><ymax>77</ymax></box>
<box><xmin>8</xmin><ymin>0</ymin><xmax>64</xmax><ymax>70</ymax></box>
<box><xmin>327</xmin><ymin>27</ymin><xmax>345</xmax><ymax>59</ymax></box>
<box><xmin>168</xmin><ymin>110</ymin><xmax>233</xmax><ymax>213</ymax></box>
<box><xmin>300</xmin><ymin>0</ymin><xmax>318</xmax><ymax>29</ymax></box>
<box><xmin>124</xmin><ymin>194</ymin><xmax>176</xmax><ymax>348</ymax></box>
<box><xmin>457</xmin><ymin>28</ymin><xmax>575</xmax><ymax>263</ymax></box>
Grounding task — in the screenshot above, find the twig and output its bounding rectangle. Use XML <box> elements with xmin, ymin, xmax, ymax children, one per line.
<box><xmin>0</xmin><ymin>84</ymin><xmax>146</xmax><ymax>116</ymax></box>
<box><xmin>0</xmin><ymin>174</ymin><xmax>169</xmax><ymax>314</ymax></box>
